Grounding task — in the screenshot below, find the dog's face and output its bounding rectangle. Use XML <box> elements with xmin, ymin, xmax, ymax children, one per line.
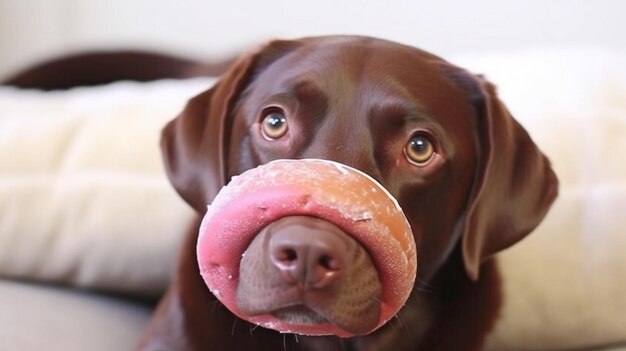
<box><xmin>160</xmin><ymin>35</ymin><xmax>558</xmax><ymax>349</ymax></box>
<box><xmin>227</xmin><ymin>38</ymin><xmax>479</xmax><ymax>283</ymax></box>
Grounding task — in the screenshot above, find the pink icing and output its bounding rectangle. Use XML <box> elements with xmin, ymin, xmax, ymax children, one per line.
<box><xmin>197</xmin><ymin>159</ymin><xmax>417</xmax><ymax>337</ymax></box>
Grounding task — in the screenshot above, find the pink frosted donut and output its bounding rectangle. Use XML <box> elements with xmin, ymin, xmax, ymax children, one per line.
<box><xmin>197</xmin><ymin>159</ymin><xmax>417</xmax><ymax>337</ymax></box>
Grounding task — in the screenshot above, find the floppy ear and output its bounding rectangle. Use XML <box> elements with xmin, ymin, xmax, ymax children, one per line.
<box><xmin>160</xmin><ymin>40</ymin><xmax>300</xmax><ymax>213</ymax></box>
<box><xmin>461</xmin><ymin>76</ymin><xmax>559</xmax><ymax>280</ymax></box>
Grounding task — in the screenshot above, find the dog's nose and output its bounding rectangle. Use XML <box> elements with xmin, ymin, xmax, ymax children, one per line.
<box><xmin>268</xmin><ymin>218</ymin><xmax>348</xmax><ymax>289</ymax></box>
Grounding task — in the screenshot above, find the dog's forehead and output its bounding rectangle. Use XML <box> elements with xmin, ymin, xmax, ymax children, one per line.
<box><xmin>247</xmin><ymin>38</ymin><xmax>474</xmax><ymax>128</ymax></box>
<box><xmin>257</xmin><ymin>38</ymin><xmax>447</xmax><ymax>89</ymax></box>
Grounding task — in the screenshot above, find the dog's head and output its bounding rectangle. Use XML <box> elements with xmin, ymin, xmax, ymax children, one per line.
<box><xmin>161</xmin><ymin>35</ymin><xmax>558</xmax><ymax>338</ymax></box>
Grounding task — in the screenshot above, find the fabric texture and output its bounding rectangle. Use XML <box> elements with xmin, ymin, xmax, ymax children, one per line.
<box><xmin>0</xmin><ymin>279</ymin><xmax>151</xmax><ymax>351</ymax></box>
<box><xmin>0</xmin><ymin>78</ymin><xmax>214</xmax><ymax>297</ymax></box>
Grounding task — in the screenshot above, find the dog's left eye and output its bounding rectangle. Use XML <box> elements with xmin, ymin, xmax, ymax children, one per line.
<box><xmin>261</xmin><ymin>109</ymin><xmax>289</xmax><ymax>139</ymax></box>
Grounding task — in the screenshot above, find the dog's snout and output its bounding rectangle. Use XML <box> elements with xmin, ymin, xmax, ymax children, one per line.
<box><xmin>269</xmin><ymin>220</ymin><xmax>348</xmax><ymax>289</ymax></box>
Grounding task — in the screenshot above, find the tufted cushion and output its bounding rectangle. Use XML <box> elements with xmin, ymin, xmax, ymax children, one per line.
<box><xmin>0</xmin><ymin>78</ymin><xmax>214</xmax><ymax>297</ymax></box>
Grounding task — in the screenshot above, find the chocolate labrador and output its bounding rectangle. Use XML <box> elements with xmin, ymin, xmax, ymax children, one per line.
<box><xmin>138</xmin><ymin>35</ymin><xmax>558</xmax><ymax>351</ymax></box>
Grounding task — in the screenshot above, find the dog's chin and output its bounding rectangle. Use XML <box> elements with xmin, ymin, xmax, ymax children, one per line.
<box><xmin>254</xmin><ymin>294</ymin><xmax>433</xmax><ymax>351</ymax></box>
<box><xmin>271</xmin><ymin>305</ymin><xmax>328</xmax><ymax>325</ymax></box>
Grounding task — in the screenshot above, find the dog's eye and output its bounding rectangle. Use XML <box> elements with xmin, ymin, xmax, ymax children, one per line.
<box><xmin>261</xmin><ymin>109</ymin><xmax>289</xmax><ymax>139</ymax></box>
<box><xmin>405</xmin><ymin>134</ymin><xmax>435</xmax><ymax>166</ymax></box>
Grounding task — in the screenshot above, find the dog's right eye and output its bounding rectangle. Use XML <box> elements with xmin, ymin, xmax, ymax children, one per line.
<box><xmin>261</xmin><ymin>109</ymin><xmax>289</xmax><ymax>139</ymax></box>
<box><xmin>405</xmin><ymin>134</ymin><xmax>436</xmax><ymax>166</ymax></box>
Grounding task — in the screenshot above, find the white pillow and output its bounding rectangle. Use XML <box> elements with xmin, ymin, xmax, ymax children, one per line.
<box><xmin>0</xmin><ymin>78</ymin><xmax>215</xmax><ymax>297</ymax></box>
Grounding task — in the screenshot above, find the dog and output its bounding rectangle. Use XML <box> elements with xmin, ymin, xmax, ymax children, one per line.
<box><xmin>137</xmin><ymin>35</ymin><xmax>558</xmax><ymax>351</ymax></box>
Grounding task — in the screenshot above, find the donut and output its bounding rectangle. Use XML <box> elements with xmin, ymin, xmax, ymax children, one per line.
<box><xmin>197</xmin><ymin>159</ymin><xmax>417</xmax><ymax>336</ymax></box>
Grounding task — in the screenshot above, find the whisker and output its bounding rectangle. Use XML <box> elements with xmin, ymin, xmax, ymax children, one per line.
<box><xmin>413</xmin><ymin>286</ymin><xmax>435</xmax><ymax>294</ymax></box>
<box><xmin>416</xmin><ymin>278</ymin><xmax>435</xmax><ymax>289</ymax></box>
<box><xmin>414</xmin><ymin>279</ymin><xmax>437</xmax><ymax>295</ymax></box>
<box><xmin>250</xmin><ymin>323</ymin><xmax>261</xmax><ymax>333</ymax></box>
<box><xmin>231</xmin><ymin>318</ymin><xmax>237</xmax><ymax>336</ymax></box>
<box><xmin>368</xmin><ymin>296</ymin><xmax>382</xmax><ymax>304</ymax></box>
<box><xmin>209</xmin><ymin>299</ymin><xmax>221</xmax><ymax>314</ymax></box>
<box><xmin>283</xmin><ymin>333</ymin><xmax>287</xmax><ymax>351</ymax></box>
<box><xmin>294</xmin><ymin>334</ymin><xmax>299</xmax><ymax>343</ymax></box>
<box><xmin>394</xmin><ymin>314</ymin><xmax>407</xmax><ymax>330</ymax></box>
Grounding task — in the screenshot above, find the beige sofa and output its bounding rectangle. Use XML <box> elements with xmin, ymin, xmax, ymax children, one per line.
<box><xmin>1</xmin><ymin>48</ymin><xmax>625</xmax><ymax>350</ymax></box>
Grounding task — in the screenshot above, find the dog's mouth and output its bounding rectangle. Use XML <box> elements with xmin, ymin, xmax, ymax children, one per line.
<box><xmin>196</xmin><ymin>159</ymin><xmax>417</xmax><ymax>337</ymax></box>
<box><xmin>272</xmin><ymin>305</ymin><xmax>328</xmax><ymax>325</ymax></box>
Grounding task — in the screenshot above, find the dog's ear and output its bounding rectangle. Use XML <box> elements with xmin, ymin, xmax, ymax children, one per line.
<box><xmin>457</xmin><ymin>75</ymin><xmax>559</xmax><ymax>280</ymax></box>
<box><xmin>161</xmin><ymin>40</ymin><xmax>301</xmax><ymax>213</ymax></box>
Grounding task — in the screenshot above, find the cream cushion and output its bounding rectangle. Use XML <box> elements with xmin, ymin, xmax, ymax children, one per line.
<box><xmin>0</xmin><ymin>78</ymin><xmax>214</xmax><ymax>297</ymax></box>
<box><xmin>0</xmin><ymin>279</ymin><xmax>151</xmax><ymax>351</ymax></box>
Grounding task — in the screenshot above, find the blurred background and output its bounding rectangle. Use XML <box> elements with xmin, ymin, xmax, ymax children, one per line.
<box><xmin>1</xmin><ymin>0</ymin><xmax>625</xmax><ymax>78</ymax></box>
